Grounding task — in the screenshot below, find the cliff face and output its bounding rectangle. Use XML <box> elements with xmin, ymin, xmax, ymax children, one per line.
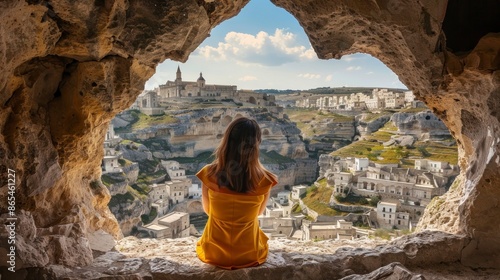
<box><xmin>391</xmin><ymin>110</ymin><xmax>451</xmax><ymax>139</ymax></box>
<box><xmin>1</xmin><ymin>0</ymin><xmax>499</xmax><ymax>273</ymax></box>
<box><xmin>116</xmin><ymin>107</ymin><xmax>315</xmax><ymax>190</ymax></box>
<box><xmin>120</xmin><ymin>107</ymin><xmax>308</xmax><ymax>160</ymax></box>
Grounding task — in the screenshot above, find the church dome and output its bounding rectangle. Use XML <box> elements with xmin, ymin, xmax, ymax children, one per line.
<box><xmin>197</xmin><ymin>72</ymin><xmax>205</xmax><ymax>81</ymax></box>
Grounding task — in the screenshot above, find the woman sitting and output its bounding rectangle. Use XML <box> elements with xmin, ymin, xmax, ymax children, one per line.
<box><xmin>195</xmin><ymin>117</ymin><xmax>278</xmax><ymax>269</ymax></box>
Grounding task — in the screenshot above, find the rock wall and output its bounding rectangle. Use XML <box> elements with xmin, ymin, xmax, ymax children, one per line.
<box><xmin>356</xmin><ymin>113</ymin><xmax>391</xmax><ymax>136</ymax></box>
<box><xmin>0</xmin><ymin>0</ymin><xmax>499</xmax><ymax>273</ymax></box>
<box><xmin>120</xmin><ymin>107</ymin><xmax>308</xmax><ymax>160</ymax></box>
<box><xmin>391</xmin><ymin>110</ymin><xmax>451</xmax><ymax>139</ymax></box>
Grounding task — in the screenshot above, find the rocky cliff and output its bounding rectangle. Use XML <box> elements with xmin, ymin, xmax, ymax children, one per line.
<box><xmin>118</xmin><ymin>107</ymin><xmax>308</xmax><ymax>160</ymax></box>
<box><xmin>356</xmin><ymin>113</ymin><xmax>392</xmax><ymax>136</ymax></box>
<box><xmin>391</xmin><ymin>110</ymin><xmax>451</xmax><ymax>140</ymax></box>
<box><xmin>1</xmin><ymin>0</ymin><xmax>499</xmax><ymax>276</ymax></box>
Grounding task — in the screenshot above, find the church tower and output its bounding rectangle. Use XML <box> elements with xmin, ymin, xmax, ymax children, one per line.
<box><xmin>175</xmin><ymin>66</ymin><xmax>182</xmax><ymax>97</ymax></box>
<box><xmin>175</xmin><ymin>66</ymin><xmax>182</xmax><ymax>83</ymax></box>
<box><xmin>197</xmin><ymin>72</ymin><xmax>205</xmax><ymax>88</ymax></box>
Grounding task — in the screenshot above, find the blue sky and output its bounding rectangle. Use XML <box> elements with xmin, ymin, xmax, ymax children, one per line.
<box><xmin>145</xmin><ymin>0</ymin><xmax>407</xmax><ymax>91</ymax></box>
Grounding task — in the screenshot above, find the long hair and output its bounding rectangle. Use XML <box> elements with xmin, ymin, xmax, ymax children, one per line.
<box><xmin>208</xmin><ymin>117</ymin><xmax>274</xmax><ymax>193</ymax></box>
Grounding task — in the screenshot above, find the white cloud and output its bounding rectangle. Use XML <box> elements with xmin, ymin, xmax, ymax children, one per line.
<box><xmin>298</xmin><ymin>73</ymin><xmax>321</xmax><ymax>79</ymax></box>
<box><xmin>346</xmin><ymin>66</ymin><xmax>362</xmax><ymax>71</ymax></box>
<box><xmin>197</xmin><ymin>29</ymin><xmax>316</xmax><ymax>66</ymax></box>
<box><xmin>325</xmin><ymin>74</ymin><xmax>333</xmax><ymax>81</ymax></box>
<box><xmin>239</xmin><ymin>75</ymin><xmax>258</xmax><ymax>81</ymax></box>
<box><xmin>366</xmin><ymin>71</ymin><xmax>374</xmax><ymax>75</ymax></box>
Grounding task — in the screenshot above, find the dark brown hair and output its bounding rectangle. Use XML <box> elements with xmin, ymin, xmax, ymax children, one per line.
<box><xmin>207</xmin><ymin>117</ymin><xmax>274</xmax><ymax>193</ymax></box>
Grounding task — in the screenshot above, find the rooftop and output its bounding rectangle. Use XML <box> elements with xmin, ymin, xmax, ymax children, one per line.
<box><xmin>159</xmin><ymin>212</ymin><xmax>188</xmax><ymax>224</ymax></box>
<box><xmin>143</xmin><ymin>224</ymin><xmax>169</xmax><ymax>231</ymax></box>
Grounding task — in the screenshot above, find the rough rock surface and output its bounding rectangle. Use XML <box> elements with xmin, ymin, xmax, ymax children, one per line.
<box><xmin>356</xmin><ymin>113</ymin><xmax>391</xmax><ymax>136</ymax></box>
<box><xmin>391</xmin><ymin>111</ymin><xmax>451</xmax><ymax>139</ymax></box>
<box><xmin>0</xmin><ymin>0</ymin><xmax>499</xmax><ymax>277</ymax></box>
<box><xmin>17</xmin><ymin>231</ymin><xmax>500</xmax><ymax>279</ymax></box>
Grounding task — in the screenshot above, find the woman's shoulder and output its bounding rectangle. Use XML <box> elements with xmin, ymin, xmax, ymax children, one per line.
<box><xmin>196</xmin><ymin>164</ymin><xmax>218</xmax><ymax>188</ymax></box>
<box><xmin>252</xmin><ymin>170</ymin><xmax>277</xmax><ymax>194</ymax></box>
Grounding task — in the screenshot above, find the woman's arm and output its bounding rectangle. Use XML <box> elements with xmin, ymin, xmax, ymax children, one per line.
<box><xmin>201</xmin><ymin>183</ymin><xmax>210</xmax><ymax>214</ymax></box>
<box><xmin>258</xmin><ymin>191</ymin><xmax>270</xmax><ymax>215</ymax></box>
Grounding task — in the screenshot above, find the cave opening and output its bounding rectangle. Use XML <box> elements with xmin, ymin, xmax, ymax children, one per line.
<box><xmin>102</xmin><ymin>0</ymin><xmax>459</xmax><ymax>255</ymax></box>
<box><xmin>3</xmin><ymin>0</ymin><xmax>500</xmax><ymax>278</ymax></box>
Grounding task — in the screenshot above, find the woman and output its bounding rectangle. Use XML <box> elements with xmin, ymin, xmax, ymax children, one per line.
<box><xmin>195</xmin><ymin>117</ymin><xmax>278</xmax><ymax>269</ymax></box>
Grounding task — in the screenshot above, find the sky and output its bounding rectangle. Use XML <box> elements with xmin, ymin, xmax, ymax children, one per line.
<box><xmin>145</xmin><ymin>0</ymin><xmax>407</xmax><ymax>91</ymax></box>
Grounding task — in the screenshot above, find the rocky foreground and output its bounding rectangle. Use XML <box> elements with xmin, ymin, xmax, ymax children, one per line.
<box><xmin>26</xmin><ymin>231</ymin><xmax>499</xmax><ymax>279</ymax></box>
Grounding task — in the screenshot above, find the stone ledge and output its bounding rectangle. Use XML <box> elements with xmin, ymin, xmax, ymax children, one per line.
<box><xmin>13</xmin><ymin>230</ymin><xmax>500</xmax><ymax>279</ymax></box>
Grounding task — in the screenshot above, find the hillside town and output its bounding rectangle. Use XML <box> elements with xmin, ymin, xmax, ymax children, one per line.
<box><xmin>294</xmin><ymin>88</ymin><xmax>424</xmax><ymax>111</ymax></box>
<box><xmin>101</xmin><ymin>67</ymin><xmax>458</xmax><ymax>242</ymax></box>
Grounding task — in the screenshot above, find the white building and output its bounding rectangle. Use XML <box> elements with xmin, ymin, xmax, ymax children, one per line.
<box><xmin>414</xmin><ymin>159</ymin><xmax>450</xmax><ymax>173</ymax></box>
<box><xmin>376</xmin><ymin>201</ymin><xmax>410</xmax><ymax>229</ymax></box>
<box><xmin>136</xmin><ymin>90</ymin><xmax>164</xmax><ymax>115</ymax></box>
<box><xmin>385</xmin><ymin>95</ymin><xmax>405</xmax><ymax>108</ymax></box>
<box><xmin>142</xmin><ymin>211</ymin><xmax>190</xmax><ymax>239</ymax></box>
<box><xmin>161</xmin><ymin>160</ymin><xmax>187</xmax><ymax>179</ymax></box>
<box><xmin>302</xmin><ymin>219</ymin><xmax>355</xmax><ymax>241</ymax></box>
<box><xmin>151</xmin><ymin>199</ymin><xmax>169</xmax><ymax>216</ymax></box>
<box><xmin>166</xmin><ymin>179</ymin><xmax>190</xmax><ymax>204</ymax></box>
<box><xmin>157</xmin><ymin>67</ymin><xmax>237</xmax><ymax>99</ymax></box>
<box><xmin>149</xmin><ymin>183</ymin><xmax>170</xmax><ymax>215</ymax></box>
<box><xmin>101</xmin><ymin>123</ymin><xmax>123</xmax><ymax>174</ymax></box>
<box><xmin>365</xmin><ymin>96</ymin><xmax>385</xmax><ymax>110</ymax></box>
<box><xmin>189</xmin><ymin>184</ymin><xmax>202</xmax><ymax>199</ymax></box>
<box><xmin>354</xmin><ymin>158</ymin><xmax>369</xmax><ymax>171</ymax></box>
<box><xmin>404</xmin><ymin>91</ymin><xmax>415</xmax><ymax>103</ymax></box>
<box><xmin>276</xmin><ymin>191</ymin><xmax>290</xmax><ymax>205</ymax></box>
<box><xmin>291</xmin><ymin>185</ymin><xmax>307</xmax><ymax>200</ymax></box>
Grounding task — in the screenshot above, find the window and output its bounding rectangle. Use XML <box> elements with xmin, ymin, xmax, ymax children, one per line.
<box><xmin>383</xmin><ymin>207</ymin><xmax>386</xmax><ymax>212</ymax></box>
<box><xmin>389</xmin><ymin>208</ymin><xmax>392</xmax><ymax>212</ymax></box>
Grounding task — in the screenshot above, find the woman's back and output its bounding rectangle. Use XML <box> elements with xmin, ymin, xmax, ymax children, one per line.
<box><xmin>195</xmin><ymin>117</ymin><xmax>278</xmax><ymax>269</ymax></box>
<box><xmin>196</xmin><ymin>166</ymin><xmax>276</xmax><ymax>269</ymax></box>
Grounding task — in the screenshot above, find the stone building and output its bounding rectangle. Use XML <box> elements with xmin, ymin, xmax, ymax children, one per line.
<box><xmin>302</xmin><ymin>219</ymin><xmax>356</xmax><ymax>241</ymax></box>
<box><xmin>102</xmin><ymin>123</ymin><xmax>123</xmax><ymax>174</ymax></box>
<box><xmin>376</xmin><ymin>201</ymin><xmax>410</xmax><ymax>229</ymax></box>
<box><xmin>258</xmin><ymin>193</ymin><xmax>297</xmax><ymax>238</ymax></box>
<box><xmin>161</xmin><ymin>160</ymin><xmax>187</xmax><ymax>179</ymax></box>
<box><xmin>326</xmin><ymin>157</ymin><xmax>456</xmax><ymax>207</ymax></box>
<box><xmin>236</xmin><ymin>90</ymin><xmax>277</xmax><ymax>106</ymax></box>
<box><xmin>166</xmin><ymin>179</ymin><xmax>190</xmax><ymax>204</ymax></box>
<box><xmin>135</xmin><ymin>90</ymin><xmax>164</xmax><ymax>115</ymax></box>
<box><xmin>291</xmin><ymin>185</ymin><xmax>307</xmax><ymax>200</ymax></box>
<box><xmin>156</xmin><ymin>66</ymin><xmax>237</xmax><ymax>99</ymax></box>
<box><xmin>188</xmin><ymin>184</ymin><xmax>202</xmax><ymax>199</ymax></box>
<box><xmin>141</xmin><ymin>211</ymin><xmax>190</xmax><ymax>239</ymax></box>
<box><xmin>276</xmin><ymin>191</ymin><xmax>290</xmax><ymax>205</ymax></box>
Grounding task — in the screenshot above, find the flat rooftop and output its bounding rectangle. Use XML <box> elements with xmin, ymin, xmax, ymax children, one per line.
<box><xmin>143</xmin><ymin>224</ymin><xmax>169</xmax><ymax>231</ymax></box>
<box><xmin>311</xmin><ymin>225</ymin><xmax>337</xmax><ymax>230</ymax></box>
<box><xmin>159</xmin><ymin>212</ymin><xmax>188</xmax><ymax>224</ymax></box>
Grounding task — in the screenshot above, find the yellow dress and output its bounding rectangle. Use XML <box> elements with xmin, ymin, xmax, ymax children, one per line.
<box><xmin>195</xmin><ymin>165</ymin><xmax>277</xmax><ymax>269</ymax></box>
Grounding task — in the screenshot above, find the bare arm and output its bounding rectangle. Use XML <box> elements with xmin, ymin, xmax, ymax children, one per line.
<box><xmin>201</xmin><ymin>183</ymin><xmax>210</xmax><ymax>214</ymax></box>
<box><xmin>258</xmin><ymin>191</ymin><xmax>270</xmax><ymax>215</ymax></box>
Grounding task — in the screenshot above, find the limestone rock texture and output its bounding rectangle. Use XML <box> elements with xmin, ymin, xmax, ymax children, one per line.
<box><xmin>0</xmin><ymin>0</ymin><xmax>499</xmax><ymax>277</ymax></box>
<box><xmin>20</xmin><ymin>231</ymin><xmax>500</xmax><ymax>279</ymax></box>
